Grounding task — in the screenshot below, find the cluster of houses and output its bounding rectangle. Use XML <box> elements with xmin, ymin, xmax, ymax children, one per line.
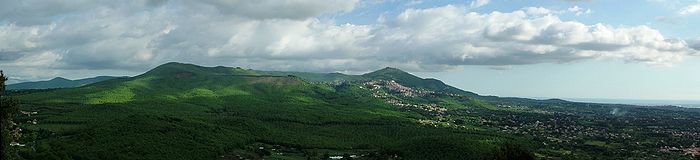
<box><xmin>475</xmin><ymin>106</ymin><xmax>700</xmax><ymax>158</ymax></box>
<box><xmin>349</xmin><ymin>79</ymin><xmax>700</xmax><ymax>158</ymax></box>
<box><xmin>21</xmin><ymin>110</ymin><xmax>38</xmax><ymax>116</ymax></box>
<box><xmin>361</xmin><ymin>80</ymin><xmax>447</xmax><ymax>116</ymax></box>
<box><xmin>495</xmin><ymin>104</ymin><xmax>557</xmax><ymax>115</ymax></box>
<box><xmin>493</xmin><ymin>113</ymin><xmax>637</xmax><ymax>147</ymax></box>
<box><xmin>686</xmin><ymin>147</ymin><xmax>700</xmax><ymax>157</ymax></box>
<box><xmin>385</xmin><ymin>99</ymin><xmax>447</xmax><ymax>115</ymax></box>
<box><xmin>20</xmin><ymin>110</ymin><xmax>39</xmax><ymax>125</ymax></box>
<box><xmin>362</xmin><ymin>80</ymin><xmax>436</xmax><ymax>97</ymax></box>
<box><xmin>9</xmin><ymin>110</ymin><xmax>40</xmax><ymax>148</ymax></box>
<box><xmin>659</xmin><ymin>145</ymin><xmax>700</xmax><ymax>157</ymax></box>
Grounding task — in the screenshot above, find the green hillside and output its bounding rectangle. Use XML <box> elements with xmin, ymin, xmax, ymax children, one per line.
<box><xmin>10</xmin><ymin>62</ymin><xmax>532</xmax><ymax>160</ymax></box>
<box><xmin>268</xmin><ymin>67</ymin><xmax>481</xmax><ymax>97</ymax></box>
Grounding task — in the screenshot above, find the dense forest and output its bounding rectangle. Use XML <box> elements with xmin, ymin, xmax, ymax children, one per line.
<box><xmin>2</xmin><ymin>63</ymin><xmax>699</xmax><ymax>159</ymax></box>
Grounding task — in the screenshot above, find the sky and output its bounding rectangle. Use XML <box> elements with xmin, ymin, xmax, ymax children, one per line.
<box><xmin>1</xmin><ymin>0</ymin><xmax>699</xmax><ymax>101</ymax></box>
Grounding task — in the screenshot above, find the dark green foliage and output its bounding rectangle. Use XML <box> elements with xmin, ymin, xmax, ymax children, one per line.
<box><xmin>389</xmin><ymin>136</ymin><xmax>534</xmax><ymax>160</ymax></box>
<box><xmin>491</xmin><ymin>142</ymin><xmax>535</xmax><ymax>160</ymax></box>
<box><xmin>10</xmin><ymin>63</ymin><xmax>530</xmax><ymax>160</ymax></box>
<box><xmin>392</xmin><ymin>136</ymin><xmax>494</xmax><ymax>160</ymax></box>
<box><xmin>2</xmin><ymin>71</ymin><xmax>20</xmax><ymax>160</ymax></box>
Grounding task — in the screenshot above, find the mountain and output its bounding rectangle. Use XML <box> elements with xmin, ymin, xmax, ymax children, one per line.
<box><xmin>10</xmin><ymin>62</ymin><xmax>699</xmax><ymax>160</ymax></box>
<box><xmin>7</xmin><ymin>76</ymin><xmax>122</xmax><ymax>90</ymax></box>
<box><xmin>362</xmin><ymin>67</ymin><xmax>480</xmax><ymax>97</ymax></box>
<box><xmin>12</xmin><ymin>62</ymin><xmax>530</xmax><ymax>160</ymax></box>
<box><xmin>263</xmin><ymin>66</ymin><xmax>480</xmax><ymax>98</ymax></box>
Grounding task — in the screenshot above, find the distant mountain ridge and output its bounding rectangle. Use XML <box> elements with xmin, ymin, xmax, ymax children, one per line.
<box><xmin>7</xmin><ymin>76</ymin><xmax>123</xmax><ymax>90</ymax></box>
<box><xmin>5</xmin><ymin>62</ymin><xmax>552</xmax><ymax>104</ymax></box>
<box><xmin>138</xmin><ymin>62</ymin><xmax>482</xmax><ymax>96</ymax></box>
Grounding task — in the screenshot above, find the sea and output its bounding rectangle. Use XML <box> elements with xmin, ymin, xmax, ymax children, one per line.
<box><xmin>562</xmin><ymin>98</ymin><xmax>700</xmax><ymax>108</ymax></box>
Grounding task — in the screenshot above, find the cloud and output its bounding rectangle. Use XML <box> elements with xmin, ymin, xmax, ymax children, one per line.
<box><xmin>404</xmin><ymin>0</ymin><xmax>424</xmax><ymax>6</ymax></box>
<box><xmin>522</xmin><ymin>6</ymin><xmax>592</xmax><ymax>16</ymax></box>
<box><xmin>0</xmin><ymin>0</ymin><xmax>168</xmax><ymax>25</ymax></box>
<box><xmin>689</xmin><ymin>38</ymin><xmax>700</xmax><ymax>52</ymax></box>
<box><xmin>470</xmin><ymin>0</ymin><xmax>490</xmax><ymax>8</ymax></box>
<box><xmin>523</xmin><ymin>7</ymin><xmax>553</xmax><ymax>15</ymax></box>
<box><xmin>679</xmin><ymin>3</ymin><xmax>700</xmax><ymax>15</ymax></box>
<box><xmin>654</xmin><ymin>16</ymin><xmax>677</xmax><ymax>24</ymax></box>
<box><xmin>0</xmin><ymin>2</ymin><xmax>698</xmax><ymax>81</ymax></box>
<box><xmin>567</xmin><ymin>6</ymin><xmax>592</xmax><ymax>16</ymax></box>
<box><xmin>373</xmin><ymin>6</ymin><xmax>693</xmax><ymax>66</ymax></box>
<box><xmin>3</xmin><ymin>51</ymin><xmax>62</xmax><ymax>67</ymax></box>
<box><xmin>195</xmin><ymin>0</ymin><xmax>358</xmax><ymax>20</ymax></box>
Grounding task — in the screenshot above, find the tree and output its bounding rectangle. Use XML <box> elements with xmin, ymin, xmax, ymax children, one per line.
<box><xmin>1</xmin><ymin>70</ymin><xmax>20</xmax><ymax>160</ymax></box>
<box><xmin>341</xmin><ymin>153</ymin><xmax>353</xmax><ymax>160</ymax></box>
<box><xmin>492</xmin><ymin>142</ymin><xmax>535</xmax><ymax>160</ymax></box>
<box><xmin>321</xmin><ymin>153</ymin><xmax>330</xmax><ymax>160</ymax></box>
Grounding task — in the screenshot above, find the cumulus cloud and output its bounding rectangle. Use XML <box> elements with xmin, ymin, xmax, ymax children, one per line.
<box><xmin>372</xmin><ymin>5</ymin><xmax>693</xmax><ymax>66</ymax></box>
<box><xmin>470</xmin><ymin>0</ymin><xmax>490</xmax><ymax>8</ymax></box>
<box><xmin>0</xmin><ymin>1</ymin><xmax>698</xmax><ymax>81</ymax></box>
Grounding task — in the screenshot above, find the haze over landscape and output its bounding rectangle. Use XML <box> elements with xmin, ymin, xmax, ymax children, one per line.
<box><xmin>2</xmin><ymin>0</ymin><xmax>700</xmax><ymax>160</ymax></box>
